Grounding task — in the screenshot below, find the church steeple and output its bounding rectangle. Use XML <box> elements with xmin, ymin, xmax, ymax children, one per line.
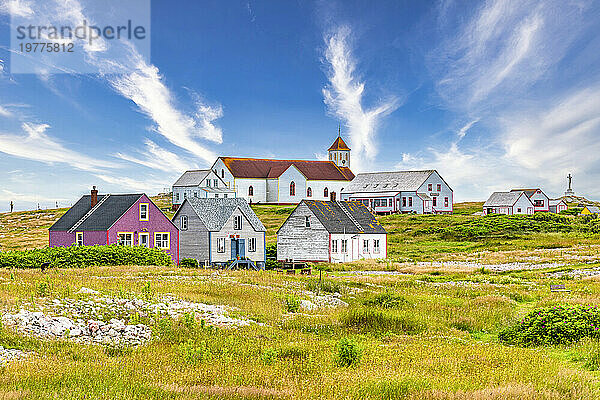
<box><xmin>328</xmin><ymin>127</ymin><xmax>351</xmax><ymax>168</ymax></box>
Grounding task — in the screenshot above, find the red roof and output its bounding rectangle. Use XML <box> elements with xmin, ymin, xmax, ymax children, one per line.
<box><xmin>220</xmin><ymin>157</ymin><xmax>354</xmax><ymax>181</ymax></box>
<box><xmin>328</xmin><ymin>136</ymin><xmax>350</xmax><ymax>151</ymax></box>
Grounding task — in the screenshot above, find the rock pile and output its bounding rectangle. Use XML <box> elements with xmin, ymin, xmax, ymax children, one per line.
<box><xmin>0</xmin><ymin>345</ymin><xmax>30</xmax><ymax>366</ymax></box>
<box><xmin>2</xmin><ymin>310</ymin><xmax>151</xmax><ymax>346</ymax></box>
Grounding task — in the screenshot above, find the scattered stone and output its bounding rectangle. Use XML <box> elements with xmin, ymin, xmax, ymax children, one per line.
<box><xmin>0</xmin><ymin>345</ymin><xmax>30</xmax><ymax>366</ymax></box>
<box><xmin>77</xmin><ymin>287</ymin><xmax>100</xmax><ymax>295</ymax></box>
<box><xmin>547</xmin><ymin>267</ymin><xmax>600</xmax><ymax>279</ymax></box>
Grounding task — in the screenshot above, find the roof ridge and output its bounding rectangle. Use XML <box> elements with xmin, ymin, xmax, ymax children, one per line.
<box><xmin>336</xmin><ymin>201</ymin><xmax>363</xmax><ymax>231</ymax></box>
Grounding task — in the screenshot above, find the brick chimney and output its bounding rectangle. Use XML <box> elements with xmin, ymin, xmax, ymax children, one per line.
<box><xmin>91</xmin><ymin>186</ymin><xmax>98</xmax><ymax>208</ymax></box>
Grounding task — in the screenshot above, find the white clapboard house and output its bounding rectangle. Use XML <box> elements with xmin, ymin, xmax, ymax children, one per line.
<box><xmin>277</xmin><ymin>200</ymin><xmax>387</xmax><ymax>263</ymax></box>
<box><xmin>172</xmin><ymin>198</ymin><xmax>266</xmax><ymax>269</ymax></box>
<box><xmin>208</xmin><ymin>137</ymin><xmax>355</xmax><ymax>204</ymax></box>
<box><xmin>549</xmin><ymin>199</ymin><xmax>568</xmax><ymax>214</ymax></box>
<box><xmin>172</xmin><ymin>170</ymin><xmax>236</xmax><ymax>209</ymax></box>
<box><xmin>510</xmin><ymin>189</ymin><xmax>549</xmax><ymax>212</ymax></box>
<box><xmin>483</xmin><ymin>191</ymin><xmax>534</xmax><ymax>215</ymax></box>
<box><xmin>340</xmin><ymin>170</ymin><xmax>453</xmax><ymax>214</ymax></box>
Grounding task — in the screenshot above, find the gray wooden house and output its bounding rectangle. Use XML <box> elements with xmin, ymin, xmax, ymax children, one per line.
<box><xmin>277</xmin><ymin>200</ymin><xmax>387</xmax><ymax>263</ymax></box>
<box><xmin>172</xmin><ymin>198</ymin><xmax>266</xmax><ymax>269</ymax></box>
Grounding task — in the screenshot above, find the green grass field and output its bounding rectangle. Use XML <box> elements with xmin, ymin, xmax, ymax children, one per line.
<box><xmin>2</xmin><ymin>200</ymin><xmax>600</xmax><ymax>398</ymax></box>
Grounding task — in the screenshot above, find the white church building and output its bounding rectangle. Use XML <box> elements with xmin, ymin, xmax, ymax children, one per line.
<box><xmin>207</xmin><ymin>136</ymin><xmax>355</xmax><ymax>204</ymax></box>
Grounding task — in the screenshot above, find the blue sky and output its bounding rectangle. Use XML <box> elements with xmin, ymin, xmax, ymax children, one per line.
<box><xmin>1</xmin><ymin>0</ymin><xmax>600</xmax><ymax>211</ymax></box>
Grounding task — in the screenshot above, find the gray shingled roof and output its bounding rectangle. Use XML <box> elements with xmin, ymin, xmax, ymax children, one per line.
<box><xmin>49</xmin><ymin>194</ymin><xmax>143</xmax><ymax>231</ymax></box>
<box><xmin>299</xmin><ymin>200</ymin><xmax>386</xmax><ymax>234</ymax></box>
<box><xmin>183</xmin><ymin>198</ymin><xmax>266</xmax><ymax>232</ymax></box>
<box><xmin>343</xmin><ymin>170</ymin><xmax>436</xmax><ymax>193</ymax></box>
<box><xmin>585</xmin><ymin>206</ymin><xmax>600</xmax><ymax>214</ymax></box>
<box><xmin>173</xmin><ymin>170</ymin><xmax>210</xmax><ymax>187</ymax></box>
<box><xmin>483</xmin><ymin>191</ymin><xmax>524</xmax><ymax>207</ymax></box>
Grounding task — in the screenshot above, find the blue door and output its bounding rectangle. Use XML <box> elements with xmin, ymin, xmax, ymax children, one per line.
<box><xmin>238</xmin><ymin>239</ymin><xmax>245</xmax><ymax>258</ymax></box>
<box><xmin>231</xmin><ymin>239</ymin><xmax>237</xmax><ymax>259</ymax></box>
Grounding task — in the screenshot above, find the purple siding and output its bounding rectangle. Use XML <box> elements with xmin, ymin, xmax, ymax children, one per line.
<box><xmin>107</xmin><ymin>195</ymin><xmax>179</xmax><ymax>263</ymax></box>
<box><xmin>49</xmin><ymin>194</ymin><xmax>179</xmax><ymax>264</ymax></box>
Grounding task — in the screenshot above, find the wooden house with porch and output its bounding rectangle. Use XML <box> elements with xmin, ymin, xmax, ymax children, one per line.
<box><xmin>172</xmin><ymin>198</ymin><xmax>266</xmax><ymax>269</ymax></box>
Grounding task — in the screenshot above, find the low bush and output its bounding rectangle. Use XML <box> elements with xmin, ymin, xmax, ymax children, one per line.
<box><xmin>335</xmin><ymin>337</ymin><xmax>361</xmax><ymax>367</ymax></box>
<box><xmin>265</xmin><ymin>243</ymin><xmax>278</xmax><ymax>270</ymax></box>
<box><xmin>0</xmin><ymin>245</ymin><xmax>173</xmax><ymax>269</ymax></box>
<box><xmin>179</xmin><ymin>258</ymin><xmax>198</xmax><ymax>268</ymax></box>
<box><xmin>341</xmin><ymin>307</ymin><xmax>425</xmax><ymax>335</ymax></box>
<box><xmin>499</xmin><ymin>304</ymin><xmax>600</xmax><ymax>346</ymax></box>
<box><xmin>362</xmin><ymin>292</ymin><xmax>408</xmax><ymax>309</ymax></box>
<box><xmin>284</xmin><ymin>294</ymin><xmax>302</xmax><ymax>313</ymax></box>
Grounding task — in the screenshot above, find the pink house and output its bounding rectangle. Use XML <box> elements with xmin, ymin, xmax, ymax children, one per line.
<box><xmin>49</xmin><ymin>187</ymin><xmax>179</xmax><ymax>263</ymax></box>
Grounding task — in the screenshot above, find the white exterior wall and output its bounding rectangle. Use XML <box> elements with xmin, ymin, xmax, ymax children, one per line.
<box><xmin>529</xmin><ymin>191</ymin><xmax>549</xmax><ymax>212</ymax></box>
<box><xmin>513</xmin><ymin>194</ymin><xmax>535</xmax><ymax>214</ymax></box>
<box><xmin>278</xmin><ymin>166</ymin><xmax>307</xmax><ymax>203</ymax></box>
<box><xmin>234</xmin><ymin>178</ymin><xmax>267</xmax><ymax>203</ymax></box>
<box><xmin>211</xmin><ymin>159</ymin><xmax>236</xmax><ymax>189</ymax></box>
<box><xmin>328</xmin><ymin>150</ymin><xmax>350</xmax><ymax>168</ymax></box>
<box><xmin>173</xmin><ymin>185</ymin><xmax>235</xmax><ymax>205</ymax></box>
<box><xmin>417</xmin><ymin>171</ymin><xmax>453</xmax><ymax>213</ymax></box>
<box><xmin>266</xmin><ymin>179</ymin><xmax>279</xmax><ymax>203</ymax></box>
<box><xmin>307</xmin><ymin>180</ymin><xmax>347</xmax><ymax>201</ymax></box>
<box><xmin>329</xmin><ymin>233</ymin><xmax>387</xmax><ymax>263</ymax></box>
<box><xmin>398</xmin><ymin>192</ymin><xmax>424</xmax><ymax>213</ymax></box>
<box><xmin>209</xmin><ymin>207</ymin><xmax>265</xmax><ymax>263</ymax></box>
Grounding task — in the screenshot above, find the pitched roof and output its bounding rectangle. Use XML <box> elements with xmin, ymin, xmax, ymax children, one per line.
<box><xmin>219</xmin><ymin>157</ymin><xmax>354</xmax><ymax>181</ymax></box>
<box><xmin>510</xmin><ymin>188</ymin><xmax>547</xmax><ymax>198</ymax></box>
<box><xmin>49</xmin><ymin>194</ymin><xmax>143</xmax><ymax>231</ymax></box>
<box><xmin>584</xmin><ymin>206</ymin><xmax>600</xmax><ymax>214</ymax></box>
<box><xmin>299</xmin><ymin>200</ymin><xmax>386</xmax><ymax>234</ymax></box>
<box><xmin>343</xmin><ymin>170</ymin><xmax>437</xmax><ymax>193</ymax></box>
<box><xmin>483</xmin><ymin>191</ymin><xmax>527</xmax><ymax>207</ymax></box>
<box><xmin>328</xmin><ymin>136</ymin><xmax>350</xmax><ymax>151</ymax></box>
<box><xmin>181</xmin><ymin>198</ymin><xmax>266</xmax><ymax>232</ymax></box>
<box><xmin>173</xmin><ymin>170</ymin><xmax>210</xmax><ymax>187</ymax></box>
<box><xmin>549</xmin><ymin>199</ymin><xmax>566</xmax><ymax>206</ymax></box>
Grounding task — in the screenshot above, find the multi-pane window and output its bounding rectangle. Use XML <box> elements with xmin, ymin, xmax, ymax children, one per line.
<box><xmin>534</xmin><ymin>200</ymin><xmax>544</xmax><ymax>207</ymax></box>
<box><xmin>408</xmin><ymin>197</ymin><xmax>413</xmax><ymax>207</ymax></box>
<box><xmin>332</xmin><ymin>240</ymin><xmax>338</xmax><ymax>253</ymax></box>
<box><xmin>433</xmin><ymin>197</ymin><xmax>437</xmax><ymax>207</ymax></box>
<box><xmin>234</xmin><ymin>215</ymin><xmax>242</xmax><ymax>230</ymax></box>
<box><xmin>437</xmin><ymin>184</ymin><xmax>441</xmax><ymax>192</ymax></box>
<box><xmin>248</xmin><ymin>186</ymin><xmax>254</xmax><ymax>196</ymax></box>
<box><xmin>444</xmin><ymin>197</ymin><xmax>449</xmax><ymax>207</ymax></box>
<box><xmin>248</xmin><ymin>237</ymin><xmax>256</xmax><ymax>252</ymax></box>
<box><xmin>206</xmin><ymin>180</ymin><xmax>211</xmax><ymax>187</ymax></box>
<box><xmin>139</xmin><ymin>203</ymin><xmax>149</xmax><ymax>221</ymax></box>
<box><xmin>307</xmin><ymin>187</ymin><xmax>312</xmax><ymax>197</ymax></box>
<box><xmin>402</xmin><ymin>197</ymin><xmax>406</xmax><ymax>207</ymax></box>
<box><xmin>180</xmin><ymin>215</ymin><xmax>188</xmax><ymax>230</ymax></box>
<box><xmin>217</xmin><ymin>237</ymin><xmax>225</xmax><ymax>253</ymax></box>
<box><xmin>428</xmin><ymin>184</ymin><xmax>432</xmax><ymax>191</ymax></box>
<box><xmin>290</xmin><ymin>181</ymin><xmax>296</xmax><ymax>196</ymax></box>
<box><xmin>363</xmin><ymin>239</ymin><xmax>369</xmax><ymax>253</ymax></box>
<box><xmin>154</xmin><ymin>233</ymin><xmax>169</xmax><ymax>249</ymax></box>
<box><xmin>176</xmin><ymin>193</ymin><xmax>180</xmax><ymax>201</ymax></box>
<box><xmin>214</xmin><ymin>179</ymin><xmax>218</xmax><ymax>188</ymax></box>
<box><xmin>341</xmin><ymin>239</ymin><xmax>348</xmax><ymax>253</ymax></box>
<box><xmin>305</xmin><ymin>216</ymin><xmax>311</xmax><ymax>227</ymax></box>
<box><xmin>76</xmin><ymin>232</ymin><xmax>84</xmax><ymax>246</ymax></box>
<box><xmin>118</xmin><ymin>233</ymin><xmax>133</xmax><ymax>246</ymax></box>
<box><xmin>373</xmin><ymin>239</ymin><xmax>380</xmax><ymax>254</ymax></box>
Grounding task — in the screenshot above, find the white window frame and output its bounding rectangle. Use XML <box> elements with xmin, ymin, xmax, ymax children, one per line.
<box><xmin>138</xmin><ymin>232</ymin><xmax>149</xmax><ymax>248</ymax></box>
<box><xmin>139</xmin><ymin>203</ymin><xmax>149</xmax><ymax>221</ymax></box>
<box><xmin>332</xmin><ymin>240</ymin><xmax>338</xmax><ymax>253</ymax></box>
<box><xmin>373</xmin><ymin>239</ymin><xmax>380</xmax><ymax>254</ymax></box>
<box><xmin>180</xmin><ymin>215</ymin><xmax>188</xmax><ymax>230</ymax></box>
<box><xmin>213</xmin><ymin>179</ymin><xmax>218</xmax><ymax>188</ymax></box>
<box><xmin>118</xmin><ymin>232</ymin><xmax>133</xmax><ymax>246</ymax></box>
<box><xmin>154</xmin><ymin>232</ymin><xmax>170</xmax><ymax>250</ymax></box>
<box><xmin>363</xmin><ymin>239</ymin><xmax>369</xmax><ymax>254</ymax></box>
<box><xmin>217</xmin><ymin>237</ymin><xmax>225</xmax><ymax>253</ymax></box>
<box><xmin>234</xmin><ymin>215</ymin><xmax>242</xmax><ymax>230</ymax></box>
<box><xmin>248</xmin><ymin>237</ymin><xmax>256</xmax><ymax>252</ymax></box>
<box><xmin>76</xmin><ymin>232</ymin><xmax>84</xmax><ymax>246</ymax></box>
<box><xmin>305</xmin><ymin>216</ymin><xmax>310</xmax><ymax>227</ymax></box>
<box><xmin>341</xmin><ymin>239</ymin><xmax>348</xmax><ymax>254</ymax></box>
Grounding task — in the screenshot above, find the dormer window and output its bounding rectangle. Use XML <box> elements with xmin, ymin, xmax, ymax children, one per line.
<box><xmin>139</xmin><ymin>203</ymin><xmax>149</xmax><ymax>221</ymax></box>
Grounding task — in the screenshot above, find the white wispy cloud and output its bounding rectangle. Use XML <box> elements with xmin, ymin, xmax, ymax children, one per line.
<box><xmin>115</xmin><ymin>139</ymin><xmax>197</xmax><ymax>173</ymax></box>
<box><xmin>457</xmin><ymin>119</ymin><xmax>478</xmax><ymax>140</ymax></box>
<box><xmin>0</xmin><ymin>105</ymin><xmax>12</xmax><ymax>118</ymax></box>
<box><xmin>0</xmin><ymin>122</ymin><xmax>118</xmax><ymax>172</ymax></box>
<box><xmin>0</xmin><ymin>0</ymin><xmax>33</xmax><ymax>17</ymax></box>
<box><xmin>322</xmin><ymin>25</ymin><xmax>400</xmax><ymax>171</ymax></box>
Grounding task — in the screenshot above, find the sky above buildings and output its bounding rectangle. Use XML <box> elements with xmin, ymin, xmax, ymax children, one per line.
<box><xmin>0</xmin><ymin>0</ymin><xmax>600</xmax><ymax>211</ymax></box>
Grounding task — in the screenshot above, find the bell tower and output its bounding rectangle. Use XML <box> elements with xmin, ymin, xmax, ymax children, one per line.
<box><xmin>328</xmin><ymin>127</ymin><xmax>351</xmax><ymax>168</ymax></box>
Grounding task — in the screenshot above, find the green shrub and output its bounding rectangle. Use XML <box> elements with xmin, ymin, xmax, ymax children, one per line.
<box><xmin>179</xmin><ymin>258</ymin><xmax>198</xmax><ymax>268</ymax></box>
<box><xmin>362</xmin><ymin>292</ymin><xmax>408</xmax><ymax>309</ymax></box>
<box><xmin>260</xmin><ymin>348</ymin><xmax>278</xmax><ymax>365</ymax></box>
<box><xmin>265</xmin><ymin>243</ymin><xmax>278</xmax><ymax>269</ymax></box>
<box><xmin>178</xmin><ymin>339</ymin><xmax>211</xmax><ymax>364</ymax></box>
<box><xmin>499</xmin><ymin>304</ymin><xmax>600</xmax><ymax>346</ymax></box>
<box><xmin>341</xmin><ymin>307</ymin><xmax>425</xmax><ymax>335</ymax></box>
<box><xmin>0</xmin><ymin>245</ymin><xmax>173</xmax><ymax>269</ymax></box>
<box><xmin>284</xmin><ymin>295</ymin><xmax>301</xmax><ymax>313</ymax></box>
<box><xmin>335</xmin><ymin>337</ymin><xmax>361</xmax><ymax>367</ymax></box>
